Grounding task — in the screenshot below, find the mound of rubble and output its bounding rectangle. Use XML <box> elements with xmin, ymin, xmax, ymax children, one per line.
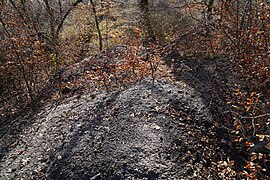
<box><xmin>0</xmin><ymin>79</ymin><xmax>223</xmax><ymax>179</ymax></box>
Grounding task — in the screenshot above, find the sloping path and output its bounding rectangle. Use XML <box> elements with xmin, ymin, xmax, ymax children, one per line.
<box><xmin>0</xmin><ymin>79</ymin><xmax>221</xmax><ymax>179</ymax></box>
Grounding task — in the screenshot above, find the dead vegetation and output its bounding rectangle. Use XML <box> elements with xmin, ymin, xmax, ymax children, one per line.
<box><xmin>0</xmin><ymin>0</ymin><xmax>269</xmax><ymax>179</ymax></box>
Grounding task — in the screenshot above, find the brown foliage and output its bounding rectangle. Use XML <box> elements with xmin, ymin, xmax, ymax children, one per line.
<box><xmin>0</xmin><ymin>1</ymin><xmax>269</xmax><ymax>178</ymax></box>
<box><xmin>201</xmin><ymin>1</ymin><xmax>270</xmax><ymax>178</ymax></box>
<box><xmin>0</xmin><ymin>2</ymin><xmax>52</xmax><ymax>115</ymax></box>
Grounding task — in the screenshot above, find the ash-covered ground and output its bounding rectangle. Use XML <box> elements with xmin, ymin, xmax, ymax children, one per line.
<box><xmin>0</xmin><ymin>79</ymin><xmax>225</xmax><ymax>179</ymax></box>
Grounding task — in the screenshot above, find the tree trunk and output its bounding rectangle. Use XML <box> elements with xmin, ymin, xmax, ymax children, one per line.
<box><xmin>90</xmin><ymin>0</ymin><xmax>103</xmax><ymax>51</ymax></box>
<box><xmin>207</xmin><ymin>0</ymin><xmax>214</xmax><ymax>13</ymax></box>
<box><xmin>139</xmin><ymin>0</ymin><xmax>155</xmax><ymax>46</ymax></box>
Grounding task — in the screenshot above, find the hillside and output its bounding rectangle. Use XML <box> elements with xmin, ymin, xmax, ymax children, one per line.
<box><xmin>0</xmin><ymin>0</ymin><xmax>269</xmax><ymax>179</ymax></box>
<box><xmin>1</xmin><ymin>78</ymin><xmax>227</xmax><ymax>179</ymax></box>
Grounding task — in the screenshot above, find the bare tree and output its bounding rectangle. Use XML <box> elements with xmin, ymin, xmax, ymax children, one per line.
<box><xmin>42</xmin><ymin>0</ymin><xmax>83</xmax><ymax>63</ymax></box>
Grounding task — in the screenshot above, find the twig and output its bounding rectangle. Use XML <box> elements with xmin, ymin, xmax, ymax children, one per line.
<box><xmin>251</xmin><ymin>118</ymin><xmax>256</xmax><ymax>135</ymax></box>
<box><xmin>240</xmin><ymin>113</ymin><xmax>270</xmax><ymax>119</ymax></box>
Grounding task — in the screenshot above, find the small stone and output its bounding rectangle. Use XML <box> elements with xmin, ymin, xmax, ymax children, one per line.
<box><xmin>153</xmin><ymin>125</ymin><xmax>161</xmax><ymax>130</ymax></box>
<box><xmin>57</xmin><ymin>155</ymin><xmax>62</xmax><ymax>160</ymax></box>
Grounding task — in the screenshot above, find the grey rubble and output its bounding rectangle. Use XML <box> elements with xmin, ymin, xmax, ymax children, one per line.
<box><xmin>0</xmin><ymin>79</ymin><xmax>219</xmax><ymax>179</ymax></box>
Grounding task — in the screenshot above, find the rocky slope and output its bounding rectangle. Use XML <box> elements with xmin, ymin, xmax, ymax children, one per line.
<box><xmin>0</xmin><ymin>79</ymin><xmax>222</xmax><ymax>179</ymax></box>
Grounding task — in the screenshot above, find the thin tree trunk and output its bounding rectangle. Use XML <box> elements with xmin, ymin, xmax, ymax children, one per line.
<box><xmin>207</xmin><ymin>0</ymin><xmax>214</xmax><ymax>13</ymax></box>
<box><xmin>56</xmin><ymin>0</ymin><xmax>83</xmax><ymax>36</ymax></box>
<box><xmin>43</xmin><ymin>0</ymin><xmax>57</xmax><ymax>54</ymax></box>
<box><xmin>90</xmin><ymin>0</ymin><xmax>103</xmax><ymax>51</ymax></box>
<box><xmin>236</xmin><ymin>0</ymin><xmax>240</xmax><ymax>56</ymax></box>
<box><xmin>139</xmin><ymin>0</ymin><xmax>155</xmax><ymax>46</ymax></box>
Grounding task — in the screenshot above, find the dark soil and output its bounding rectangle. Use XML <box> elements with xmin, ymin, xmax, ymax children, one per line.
<box><xmin>0</xmin><ymin>78</ymin><xmax>224</xmax><ymax>179</ymax></box>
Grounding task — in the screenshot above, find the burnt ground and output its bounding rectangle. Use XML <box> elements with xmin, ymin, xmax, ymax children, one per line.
<box><xmin>0</xmin><ymin>38</ymin><xmax>245</xmax><ymax>179</ymax></box>
<box><xmin>0</xmin><ymin>77</ymin><xmax>227</xmax><ymax>179</ymax></box>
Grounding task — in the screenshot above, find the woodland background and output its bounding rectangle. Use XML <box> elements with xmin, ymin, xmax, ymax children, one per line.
<box><xmin>0</xmin><ymin>0</ymin><xmax>269</xmax><ymax>178</ymax></box>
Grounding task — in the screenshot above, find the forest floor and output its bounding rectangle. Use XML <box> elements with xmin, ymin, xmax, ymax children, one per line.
<box><xmin>0</xmin><ymin>43</ymin><xmax>240</xmax><ymax>179</ymax></box>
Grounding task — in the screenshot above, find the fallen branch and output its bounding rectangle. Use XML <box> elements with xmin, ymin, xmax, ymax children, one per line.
<box><xmin>240</xmin><ymin>113</ymin><xmax>270</xmax><ymax>119</ymax></box>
